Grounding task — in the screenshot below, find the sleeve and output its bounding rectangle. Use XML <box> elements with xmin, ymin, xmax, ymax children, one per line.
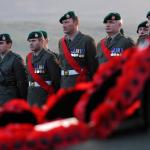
<box><xmin>46</xmin><ymin>54</ymin><xmax>61</xmax><ymax>92</ymax></box>
<box><xmin>13</xmin><ymin>56</ymin><xmax>28</xmax><ymax>99</ymax></box>
<box><xmin>85</xmin><ymin>37</ymin><xmax>99</xmax><ymax>79</ymax></box>
<box><xmin>96</xmin><ymin>41</ymin><xmax>108</xmax><ymax>64</ymax></box>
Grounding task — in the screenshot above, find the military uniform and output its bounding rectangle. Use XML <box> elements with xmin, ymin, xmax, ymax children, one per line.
<box><xmin>136</xmin><ymin>21</ymin><xmax>149</xmax><ymax>44</ymax></box>
<box><xmin>40</xmin><ymin>30</ymin><xmax>60</xmax><ymax>66</ymax></box>
<box><xmin>146</xmin><ymin>11</ymin><xmax>150</xmax><ymax>22</ymax></box>
<box><xmin>59</xmin><ymin>11</ymin><xmax>98</xmax><ymax>88</ymax></box>
<box><xmin>0</xmin><ymin>34</ymin><xmax>28</xmax><ymax>105</ymax></box>
<box><xmin>96</xmin><ymin>12</ymin><xmax>135</xmax><ymax>64</ymax></box>
<box><xmin>26</xmin><ymin>31</ymin><xmax>60</xmax><ymax>107</ymax></box>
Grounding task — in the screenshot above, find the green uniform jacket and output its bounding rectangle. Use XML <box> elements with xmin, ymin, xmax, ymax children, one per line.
<box><xmin>0</xmin><ymin>51</ymin><xmax>28</xmax><ymax>105</ymax></box>
<box><xmin>96</xmin><ymin>33</ymin><xmax>135</xmax><ymax>64</ymax></box>
<box><xmin>59</xmin><ymin>32</ymin><xmax>98</xmax><ymax>88</ymax></box>
<box><xmin>27</xmin><ymin>49</ymin><xmax>60</xmax><ymax>107</ymax></box>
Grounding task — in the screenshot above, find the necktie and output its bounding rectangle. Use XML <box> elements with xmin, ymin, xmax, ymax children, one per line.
<box><xmin>67</xmin><ymin>39</ymin><xmax>72</xmax><ymax>48</ymax></box>
<box><xmin>107</xmin><ymin>37</ymin><xmax>112</xmax><ymax>47</ymax></box>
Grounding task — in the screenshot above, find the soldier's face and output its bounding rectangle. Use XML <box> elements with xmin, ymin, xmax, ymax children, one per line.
<box><xmin>105</xmin><ymin>20</ymin><xmax>121</xmax><ymax>35</ymax></box>
<box><xmin>148</xmin><ymin>17</ymin><xmax>150</xmax><ymax>33</ymax></box>
<box><xmin>62</xmin><ymin>18</ymin><xmax>78</xmax><ymax>35</ymax></box>
<box><xmin>0</xmin><ymin>41</ymin><xmax>11</xmax><ymax>54</ymax></box>
<box><xmin>28</xmin><ymin>38</ymin><xmax>43</xmax><ymax>52</ymax></box>
<box><xmin>138</xmin><ymin>27</ymin><xmax>149</xmax><ymax>36</ymax></box>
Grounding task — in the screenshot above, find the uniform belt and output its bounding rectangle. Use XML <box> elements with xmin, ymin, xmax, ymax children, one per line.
<box><xmin>61</xmin><ymin>70</ymin><xmax>79</xmax><ymax>76</ymax></box>
<box><xmin>29</xmin><ymin>81</ymin><xmax>52</xmax><ymax>87</ymax></box>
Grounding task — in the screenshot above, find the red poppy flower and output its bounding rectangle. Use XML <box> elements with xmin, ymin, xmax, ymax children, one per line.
<box><xmin>89</xmin><ymin>45</ymin><xmax>150</xmax><ymax>138</ymax></box>
<box><xmin>0</xmin><ymin>99</ymin><xmax>38</xmax><ymax>126</ymax></box>
<box><xmin>43</xmin><ymin>84</ymin><xmax>90</xmax><ymax>121</ymax></box>
<box><xmin>27</xmin><ymin>118</ymin><xmax>90</xmax><ymax>149</ymax></box>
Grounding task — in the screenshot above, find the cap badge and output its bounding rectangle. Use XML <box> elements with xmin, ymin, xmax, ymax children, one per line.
<box><xmin>2</xmin><ymin>35</ymin><xmax>6</xmax><ymax>40</ymax></box>
<box><xmin>66</xmin><ymin>14</ymin><xmax>70</xmax><ymax>18</ymax></box>
<box><xmin>35</xmin><ymin>33</ymin><xmax>38</xmax><ymax>38</ymax></box>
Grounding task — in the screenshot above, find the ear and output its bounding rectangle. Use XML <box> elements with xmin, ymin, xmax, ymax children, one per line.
<box><xmin>118</xmin><ymin>22</ymin><xmax>122</xmax><ymax>28</ymax></box>
<box><xmin>7</xmin><ymin>42</ymin><xmax>12</xmax><ymax>49</ymax></box>
<box><xmin>74</xmin><ymin>18</ymin><xmax>79</xmax><ymax>26</ymax></box>
<box><xmin>45</xmin><ymin>38</ymin><xmax>48</xmax><ymax>44</ymax></box>
<box><xmin>39</xmin><ymin>38</ymin><xmax>44</xmax><ymax>44</ymax></box>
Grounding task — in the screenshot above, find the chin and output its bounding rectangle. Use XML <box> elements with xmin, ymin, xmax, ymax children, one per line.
<box><xmin>106</xmin><ymin>31</ymin><xmax>112</xmax><ymax>34</ymax></box>
<box><xmin>106</xmin><ymin>29</ymin><xmax>111</xmax><ymax>33</ymax></box>
<box><xmin>30</xmin><ymin>49</ymin><xmax>35</xmax><ymax>52</ymax></box>
<box><xmin>64</xmin><ymin>30</ymin><xmax>69</xmax><ymax>35</ymax></box>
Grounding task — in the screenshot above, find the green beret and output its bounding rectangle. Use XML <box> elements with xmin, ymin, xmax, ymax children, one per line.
<box><xmin>137</xmin><ymin>21</ymin><xmax>148</xmax><ymax>33</ymax></box>
<box><xmin>27</xmin><ymin>31</ymin><xmax>43</xmax><ymax>41</ymax></box>
<box><xmin>146</xmin><ymin>11</ymin><xmax>150</xmax><ymax>18</ymax></box>
<box><xmin>59</xmin><ymin>11</ymin><xmax>77</xmax><ymax>23</ymax></box>
<box><xmin>40</xmin><ymin>30</ymin><xmax>48</xmax><ymax>39</ymax></box>
<box><xmin>103</xmin><ymin>12</ymin><xmax>121</xmax><ymax>24</ymax></box>
<box><xmin>0</xmin><ymin>33</ymin><xmax>12</xmax><ymax>43</ymax></box>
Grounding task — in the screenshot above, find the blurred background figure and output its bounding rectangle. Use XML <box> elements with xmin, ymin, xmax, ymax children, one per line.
<box><xmin>0</xmin><ymin>33</ymin><xmax>28</xmax><ymax>105</ymax></box>
<box><xmin>136</xmin><ymin>21</ymin><xmax>149</xmax><ymax>44</ymax></box>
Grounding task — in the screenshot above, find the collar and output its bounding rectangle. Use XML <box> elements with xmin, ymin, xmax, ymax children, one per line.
<box><xmin>33</xmin><ymin>49</ymin><xmax>43</xmax><ymax>56</ymax></box>
<box><xmin>0</xmin><ymin>50</ymin><xmax>10</xmax><ymax>59</ymax></box>
<box><xmin>66</xmin><ymin>31</ymin><xmax>80</xmax><ymax>41</ymax></box>
<box><xmin>107</xmin><ymin>32</ymin><xmax>120</xmax><ymax>41</ymax></box>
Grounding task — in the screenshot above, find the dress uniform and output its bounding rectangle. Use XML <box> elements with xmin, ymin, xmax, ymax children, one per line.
<box><xmin>0</xmin><ymin>33</ymin><xmax>28</xmax><ymax>105</ymax></box>
<box><xmin>59</xmin><ymin>11</ymin><xmax>98</xmax><ymax>88</ymax></box>
<box><xmin>136</xmin><ymin>21</ymin><xmax>149</xmax><ymax>45</ymax></box>
<box><xmin>96</xmin><ymin>12</ymin><xmax>135</xmax><ymax>64</ymax></box>
<box><xmin>26</xmin><ymin>31</ymin><xmax>60</xmax><ymax>107</ymax></box>
<box><xmin>40</xmin><ymin>30</ymin><xmax>60</xmax><ymax>66</ymax></box>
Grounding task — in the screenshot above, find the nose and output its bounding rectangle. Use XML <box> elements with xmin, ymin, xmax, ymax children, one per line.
<box><xmin>63</xmin><ymin>23</ymin><xmax>66</xmax><ymax>28</ymax></box>
<box><xmin>106</xmin><ymin>23</ymin><xmax>110</xmax><ymax>27</ymax></box>
<box><xmin>30</xmin><ymin>43</ymin><xmax>33</xmax><ymax>47</ymax></box>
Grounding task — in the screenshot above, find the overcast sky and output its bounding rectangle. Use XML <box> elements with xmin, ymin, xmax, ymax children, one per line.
<box><xmin>0</xmin><ymin>0</ymin><xmax>149</xmax><ymax>56</ymax></box>
<box><xmin>0</xmin><ymin>0</ymin><xmax>149</xmax><ymax>24</ymax></box>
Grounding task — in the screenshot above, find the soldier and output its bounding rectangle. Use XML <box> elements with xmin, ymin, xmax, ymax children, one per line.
<box><xmin>0</xmin><ymin>33</ymin><xmax>28</xmax><ymax>105</ymax></box>
<box><xmin>140</xmin><ymin>11</ymin><xmax>150</xmax><ymax>130</ymax></box>
<box><xmin>136</xmin><ymin>21</ymin><xmax>149</xmax><ymax>44</ymax></box>
<box><xmin>96</xmin><ymin>12</ymin><xmax>135</xmax><ymax>64</ymax></box>
<box><xmin>40</xmin><ymin>30</ymin><xmax>60</xmax><ymax>66</ymax></box>
<box><xmin>26</xmin><ymin>31</ymin><xmax>60</xmax><ymax>107</ymax></box>
<box><xmin>58</xmin><ymin>11</ymin><xmax>98</xmax><ymax>88</ymax></box>
<box><xmin>146</xmin><ymin>11</ymin><xmax>150</xmax><ymax>34</ymax></box>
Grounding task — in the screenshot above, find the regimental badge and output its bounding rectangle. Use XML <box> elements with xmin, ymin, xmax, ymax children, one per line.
<box><xmin>66</xmin><ymin>14</ymin><xmax>70</xmax><ymax>18</ymax></box>
<box><xmin>112</xmin><ymin>16</ymin><xmax>115</xmax><ymax>20</ymax></box>
<box><xmin>2</xmin><ymin>35</ymin><xmax>6</xmax><ymax>40</ymax></box>
<box><xmin>35</xmin><ymin>33</ymin><xmax>38</xmax><ymax>38</ymax></box>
